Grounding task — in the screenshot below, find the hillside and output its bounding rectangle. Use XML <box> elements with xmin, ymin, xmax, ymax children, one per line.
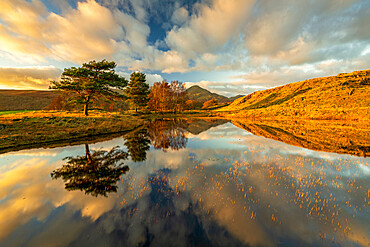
<box><xmin>186</xmin><ymin>85</ymin><xmax>243</xmax><ymax>103</ymax></box>
<box><xmin>218</xmin><ymin>70</ymin><xmax>370</xmax><ymax>120</ymax></box>
<box><xmin>0</xmin><ymin>90</ymin><xmax>59</xmax><ymax>111</ymax></box>
<box><xmin>0</xmin><ymin>86</ymin><xmax>242</xmax><ymax>111</ymax></box>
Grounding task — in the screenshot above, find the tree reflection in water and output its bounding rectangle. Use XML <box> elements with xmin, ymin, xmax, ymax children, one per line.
<box><xmin>124</xmin><ymin>128</ymin><xmax>151</xmax><ymax>162</ymax></box>
<box><xmin>147</xmin><ymin>119</ymin><xmax>188</xmax><ymax>151</ymax></box>
<box><xmin>51</xmin><ymin>144</ymin><xmax>129</xmax><ymax>197</ymax></box>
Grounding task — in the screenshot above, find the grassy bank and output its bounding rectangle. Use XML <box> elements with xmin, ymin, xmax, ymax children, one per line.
<box><xmin>0</xmin><ymin>110</ymin><xmax>214</xmax><ymax>153</ymax></box>
<box><xmin>0</xmin><ymin>110</ymin><xmax>146</xmax><ymax>152</ymax></box>
<box><xmin>0</xmin><ymin>110</ymin><xmax>35</xmax><ymax>115</ymax></box>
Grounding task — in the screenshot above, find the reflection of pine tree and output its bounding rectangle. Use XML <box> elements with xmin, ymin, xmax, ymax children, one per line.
<box><xmin>51</xmin><ymin>144</ymin><xmax>129</xmax><ymax>197</ymax></box>
<box><xmin>148</xmin><ymin>119</ymin><xmax>188</xmax><ymax>151</ymax></box>
<box><xmin>124</xmin><ymin>128</ymin><xmax>151</xmax><ymax>162</ymax></box>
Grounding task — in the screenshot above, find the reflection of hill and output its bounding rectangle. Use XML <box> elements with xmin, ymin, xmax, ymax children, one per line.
<box><xmin>184</xmin><ymin>118</ymin><xmax>228</xmax><ymax>135</ymax></box>
<box><xmin>231</xmin><ymin>119</ymin><xmax>370</xmax><ymax>157</ymax></box>
<box><xmin>146</xmin><ymin>118</ymin><xmax>229</xmax><ymax>152</ymax></box>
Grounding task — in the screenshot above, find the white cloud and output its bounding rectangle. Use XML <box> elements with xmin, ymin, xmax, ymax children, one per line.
<box><xmin>171</xmin><ymin>7</ymin><xmax>189</xmax><ymax>25</ymax></box>
<box><xmin>166</xmin><ymin>0</ymin><xmax>255</xmax><ymax>54</ymax></box>
<box><xmin>0</xmin><ymin>0</ymin><xmax>125</xmax><ymax>63</ymax></box>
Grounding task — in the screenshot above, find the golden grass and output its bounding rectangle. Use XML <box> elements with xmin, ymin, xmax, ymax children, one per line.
<box><xmin>0</xmin><ymin>110</ymin><xmax>145</xmax><ymax>152</ymax></box>
<box><xmin>218</xmin><ymin>70</ymin><xmax>370</xmax><ymax>120</ymax></box>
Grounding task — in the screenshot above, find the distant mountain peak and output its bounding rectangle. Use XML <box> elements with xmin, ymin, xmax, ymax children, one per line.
<box><xmin>186</xmin><ymin>85</ymin><xmax>243</xmax><ymax>103</ymax></box>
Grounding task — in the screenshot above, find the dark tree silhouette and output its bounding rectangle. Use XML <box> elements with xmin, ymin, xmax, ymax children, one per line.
<box><xmin>51</xmin><ymin>144</ymin><xmax>129</xmax><ymax>197</ymax></box>
<box><xmin>124</xmin><ymin>128</ymin><xmax>151</xmax><ymax>162</ymax></box>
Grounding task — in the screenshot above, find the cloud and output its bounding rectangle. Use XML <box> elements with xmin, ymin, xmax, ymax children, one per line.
<box><xmin>0</xmin><ymin>66</ymin><xmax>62</xmax><ymax>89</ymax></box>
<box><xmin>0</xmin><ymin>24</ymin><xmax>50</xmax><ymax>63</ymax></box>
<box><xmin>166</xmin><ymin>0</ymin><xmax>255</xmax><ymax>54</ymax></box>
<box><xmin>0</xmin><ymin>0</ymin><xmax>369</xmax><ymax>94</ymax></box>
<box><xmin>0</xmin><ymin>0</ymin><xmax>125</xmax><ymax>64</ymax></box>
<box><xmin>231</xmin><ymin>55</ymin><xmax>370</xmax><ymax>89</ymax></box>
<box><xmin>244</xmin><ymin>0</ymin><xmax>370</xmax><ymax>64</ymax></box>
<box><xmin>165</xmin><ymin>0</ymin><xmax>370</xmax><ymax>75</ymax></box>
<box><xmin>171</xmin><ymin>7</ymin><xmax>189</xmax><ymax>25</ymax></box>
<box><xmin>48</xmin><ymin>0</ymin><xmax>124</xmax><ymax>62</ymax></box>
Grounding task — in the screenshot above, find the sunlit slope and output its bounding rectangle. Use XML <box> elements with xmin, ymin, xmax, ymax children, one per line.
<box><xmin>232</xmin><ymin>119</ymin><xmax>370</xmax><ymax>157</ymax></box>
<box><xmin>187</xmin><ymin>85</ymin><xmax>228</xmax><ymax>102</ymax></box>
<box><xmin>218</xmin><ymin>70</ymin><xmax>370</xmax><ymax>119</ymax></box>
<box><xmin>0</xmin><ymin>90</ymin><xmax>59</xmax><ymax>111</ymax></box>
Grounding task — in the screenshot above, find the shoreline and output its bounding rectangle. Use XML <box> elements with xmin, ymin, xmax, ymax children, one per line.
<box><xmin>1</xmin><ymin>110</ymin><xmax>369</xmax><ymax>156</ymax></box>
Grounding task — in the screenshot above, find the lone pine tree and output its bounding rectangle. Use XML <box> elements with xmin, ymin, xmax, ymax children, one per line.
<box><xmin>49</xmin><ymin>59</ymin><xmax>127</xmax><ymax>116</ymax></box>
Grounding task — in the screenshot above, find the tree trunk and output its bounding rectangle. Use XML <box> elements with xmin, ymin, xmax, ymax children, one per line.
<box><xmin>85</xmin><ymin>144</ymin><xmax>92</xmax><ymax>163</ymax></box>
<box><xmin>84</xmin><ymin>96</ymin><xmax>90</xmax><ymax>116</ymax></box>
<box><xmin>84</xmin><ymin>103</ymin><xmax>89</xmax><ymax>116</ymax></box>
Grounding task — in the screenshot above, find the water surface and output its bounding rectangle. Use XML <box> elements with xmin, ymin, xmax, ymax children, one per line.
<box><xmin>0</xmin><ymin>119</ymin><xmax>369</xmax><ymax>246</ymax></box>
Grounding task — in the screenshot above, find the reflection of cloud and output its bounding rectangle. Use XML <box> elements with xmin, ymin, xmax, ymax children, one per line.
<box><xmin>115</xmin><ymin>143</ymin><xmax>369</xmax><ymax>246</ymax></box>
<box><xmin>0</xmin><ymin>123</ymin><xmax>369</xmax><ymax>246</ymax></box>
<box><xmin>0</xmin><ymin>150</ymin><xmax>59</xmax><ymax>157</ymax></box>
<box><xmin>0</xmin><ymin>156</ymin><xmax>120</xmax><ymax>242</ymax></box>
<box><xmin>187</xmin><ymin>122</ymin><xmax>253</xmax><ymax>140</ymax></box>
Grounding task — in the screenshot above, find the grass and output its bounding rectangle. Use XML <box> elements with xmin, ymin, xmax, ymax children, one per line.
<box><xmin>0</xmin><ymin>110</ymin><xmax>35</xmax><ymax>115</ymax></box>
<box><xmin>0</xmin><ymin>110</ymin><xmax>214</xmax><ymax>153</ymax></box>
<box><xmin>0</xmin><ymin>110</ymin><xmax>146</xmax><ymax>152</ymax></box>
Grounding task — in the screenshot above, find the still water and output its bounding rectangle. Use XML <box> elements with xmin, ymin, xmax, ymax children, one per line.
<box><xmin>0</xmin><ymin>119</ymin><xmax>369</xmax><ymax>247</ymax></box>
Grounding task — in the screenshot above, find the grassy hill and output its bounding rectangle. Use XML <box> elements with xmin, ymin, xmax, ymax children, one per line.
<box><xmin>0</xmin><ymin>90</ymin><xmax>59</xmax><ymax>111</ymax></box>
<box><xmin>187</xmin><ymin>85</ymin><xmax>243</xmax><ymax>103</ymax></box>
<box><xmin>218</xmin><ymin>70</ymin><xmax>370</xmax><ymax>120</ymax></box>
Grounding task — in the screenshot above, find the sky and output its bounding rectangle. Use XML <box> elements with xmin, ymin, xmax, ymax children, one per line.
<box><xmin>0</xmin><ymin>0</ymin><xmax>369</xmax><ymax>96</ymax></box>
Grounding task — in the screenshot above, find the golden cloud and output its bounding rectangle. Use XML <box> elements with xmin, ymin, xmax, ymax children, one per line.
<box><xmin>0</xmin><ymin>66</ymin><xmax>61</xmax><ymax>89</ymax></box>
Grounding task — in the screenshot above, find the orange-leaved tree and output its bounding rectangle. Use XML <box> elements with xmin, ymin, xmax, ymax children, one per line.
<box><xmin>148</xmin><ymin>80</ymin><xmax>188</xmax><ymax>112</ymax></box>
<box><xmin>202</xmin><ymin>99</ymin><xmax>218</xmax><ymax>109</ymax></box>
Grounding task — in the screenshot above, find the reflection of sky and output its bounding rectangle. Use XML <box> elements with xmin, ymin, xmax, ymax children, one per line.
<box><xmin>0</xmin><ymin>123</ymin><xmax>369</xmax><ymax>247</ymax></box>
